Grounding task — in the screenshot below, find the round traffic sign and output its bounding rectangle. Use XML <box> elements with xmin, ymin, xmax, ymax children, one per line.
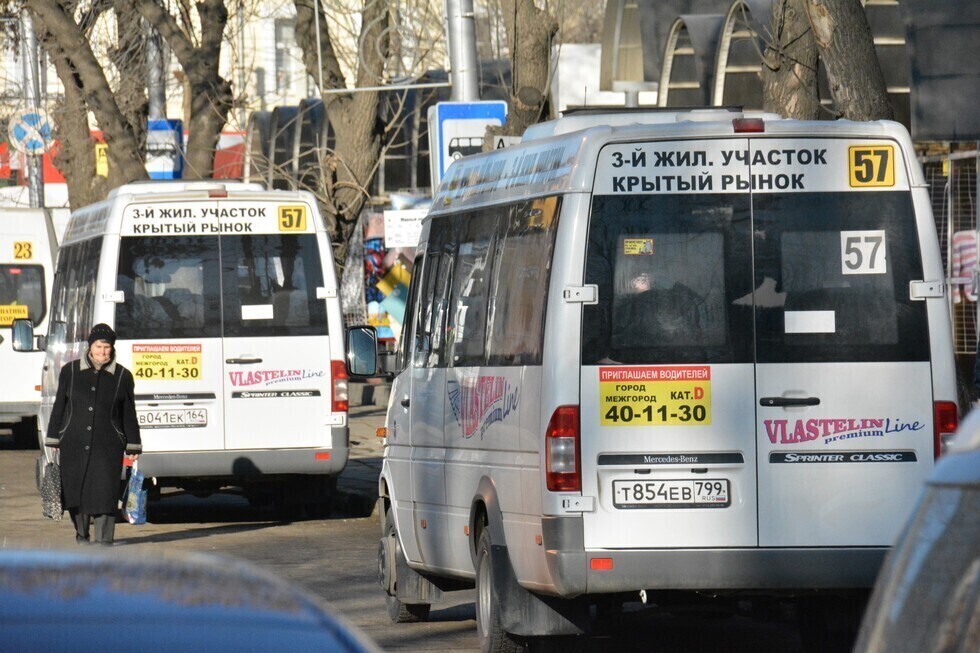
<box><xmin>8</xmin><ymin>110</ymin><xmax>53</xmax><ymax>155</ymax></box>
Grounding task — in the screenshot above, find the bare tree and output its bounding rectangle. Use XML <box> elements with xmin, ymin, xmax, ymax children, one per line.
<box><xmin>133</xmin><ymin>0</ymin><xmax>234</xmax><ymax>179</ymax></box>
<box><xmin>486</xmin><ymin>0</ymin><xmax>557</xmax><ymax>138</ymax></box>
<box><xmin>26</xmin><ymin>0</ymin><xmax>150</xmax><ymax>208</ymax></box>
<box><xmin>293</xmin><ymin>0</ymin><xmax>390</xmax><ymax>265</ymax></box>
<box><xmin>762</xmin><ymin>0</ymin><xmax>820</xmax><ymax>119</ymax></box>
<box><xmin>763</xmin><ymin>0</ymin><xmax>891</xmax><ymax>121</ymax></box>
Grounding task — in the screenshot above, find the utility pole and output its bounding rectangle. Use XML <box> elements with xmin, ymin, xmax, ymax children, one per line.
<box><xmin>20</xmin><ymin>8</ymin><xmax>44</xmax><ymax>208</ymax></box>
<box><xmin>146</xmin><ymin>25</ymin><xmax>166</xmax><ymax>121</ymax></box>
<box><xmin>445</xmin><ymin>0</ymin><xmax>479</xmax><ymax>101</ymax></box>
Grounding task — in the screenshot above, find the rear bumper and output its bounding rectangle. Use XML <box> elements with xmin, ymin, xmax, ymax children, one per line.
<box><xmin>0</xmin><ymin>404</ymin><xmax>38</xmax><ymax>422</ymax></box>
<box><xmin>135</xmin><ymin>427</ymin><xmax>350</xmax><ymax>479</ymax></box>
<box><xmin>545</xmin><ymin>547</ymin><xmax>887</xmax><ymax>596</ymax></box>
<box><xmin>541</xmin><ymin>517</ymin><xmax>886</xmax><ymax>596</ymax></box>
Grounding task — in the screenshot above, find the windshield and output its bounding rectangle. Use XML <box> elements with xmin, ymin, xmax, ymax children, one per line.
<box><xmin>0</xmin><ymin>264</ymin><xmax>46</xmax><ymax>326</ymax></box>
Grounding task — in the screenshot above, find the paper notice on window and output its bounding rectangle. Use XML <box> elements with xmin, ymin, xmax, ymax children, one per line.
<box><xmin>785</xmin><ymin>310</ymin><xmax>835</xmax><ymax>334</ymax></box>
<box><xmin>242</xmin><ymin>304</ymin><xmax>274</xmax><ymax>321</ymax></box>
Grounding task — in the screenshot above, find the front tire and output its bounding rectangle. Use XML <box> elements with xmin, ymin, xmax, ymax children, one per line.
<box><xmin>380</xmin><ymin>509</ymin><xmax>430</xmax><ymax>623</ymax></box>
<box><xmin>476</xmin><ymin>528</ymin><xmax>524</xmax><ymax>653</ymax></box>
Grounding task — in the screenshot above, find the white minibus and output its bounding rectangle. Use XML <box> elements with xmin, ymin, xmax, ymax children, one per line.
<box><xmin>347</xmin><ymin>108</ymin><xmax>959</xmax><ymax>649</ymax></box>
<box><xmin>1</xmin><ymin>208</ymin><xmax>57</xmax><ymax>448</ymax></box>
<box><xmin>14</xmin><ymin>181</ymin><xmax>348</xmax><ymax>516</ymax></box>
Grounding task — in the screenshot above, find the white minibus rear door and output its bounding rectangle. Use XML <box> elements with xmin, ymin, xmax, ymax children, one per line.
<box><xmin>219</xmin><ymin>203</ymin><xmax>335</xmax><ymax>451</ymax></box>
<box><xmin>114</xmin><ymin>230</ymin><xmax>225</xmax><ymax>452</ymax></box>
<box><xmin>752</xmin><ymin>138</ymin><xmax>935</xmax><ymax>547</ymax></box>
<box><xmin>580</xmin><ymin>138</ymin><xmax>759</xmax><ymax>549</ymax></box>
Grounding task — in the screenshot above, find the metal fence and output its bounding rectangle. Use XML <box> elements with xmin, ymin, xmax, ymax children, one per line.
<box><xmin>921</xmin><ymin>150</ymin><xmax>978</xmax><ymax>356</ymax></box>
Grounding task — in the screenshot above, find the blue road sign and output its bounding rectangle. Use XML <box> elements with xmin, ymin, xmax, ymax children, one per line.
<box><xmin>8</xmin><ymin>110</ymin><xmax>52</xmax><ymax>155</ymax></box>
<box><xmin>428</xmin><ymin>101</ymin><xmax>507</xmax><ymax>187</ymax></box>
<box><xmin>146</xmin><ymin>119</ymin><xmax>184</xmax><ymax>180</ymax></box>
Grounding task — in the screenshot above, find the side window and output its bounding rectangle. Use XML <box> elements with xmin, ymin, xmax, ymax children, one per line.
<box><xmin>115</xmin><ymin>236</ymin><xmax>221</xmax><ymax>339</ymax></box>
<box><xmin>397</xmin><ymin>252</ymin><xmax>423</xmax><ymax>371</ymax></box>
<box><xmin>486</xmin><ymin>197</ymin><xmax>560</xmax><ymax>366</ymax></box>
<box><xmin>221</xmin><ymin>233</ymin><xmax>327</xmax><ymax>337</ymax></box>
<box><xmin>62</xmin><ymin>237</ymin><xmax>103</xmax><ymax>347</ymax></box>
<box><xmin>415</xmin><ymin>221</ymin><xmax>455</xmax><ymax>369</ymax></box>
<box><xmin>448</xmin><ymin>211</ymin><xmax>497</xmax><ymax>367</ymax></box>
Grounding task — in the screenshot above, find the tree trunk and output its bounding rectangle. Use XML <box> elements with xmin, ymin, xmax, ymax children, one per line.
<box><xmin>804</xmin><ymin>0</ymin><xmax>892</xmax><ymax>120</ymax></box>
<box><xmin>489</xmin><ymin>0</ymin><xmax>557</xmax><ymax>139</ymax></box>
<box><xmin>45</xmin><ymin>40</ymin><xmax>106</xmax><ymax>210</ymax></box>
<box><xmin>28</xmin><ymin>0</ymin><xmax>148</xmax><ymax>194</ymax></box>
<box><xmin>294</xmin><ymin>0</ymin><xmax>390</xmax><ymax>267</ymax></box>
<box><xmin>762</xmin><ymin>0</ymin><xmax>820</xmax><ymax>119</ymax></box>
<box><xmin>110</xmin><ymin>0</ymin><xmax>148</xmax><ymax>149</ymax></box>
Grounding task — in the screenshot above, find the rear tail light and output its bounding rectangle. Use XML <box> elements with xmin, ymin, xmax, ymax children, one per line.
<box><xmin>546</xmin><ymin>405</ymin><xmax>580</xmax><ymax>492</ymax></box>
<box><xmin>332</xmin><ymin>360</ymin><xmax>349</xmax><ymax>413</ymax></box>
<box><xmin>934</xmin><ymin>401</ymin><xmax>958</xmax><ymax>459</ymax></box>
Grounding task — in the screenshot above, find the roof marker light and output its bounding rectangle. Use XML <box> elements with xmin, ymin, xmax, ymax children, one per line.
<box><xmin>733</xmin><ymin>118</ymin><xmax>765</xmax><ymax>133</ymax></box>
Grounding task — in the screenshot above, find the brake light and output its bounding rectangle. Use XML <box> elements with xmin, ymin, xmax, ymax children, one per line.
<box><xmin>332</xmin><ymin>360</ymin><xmax>348</xmax><ymax>413</ymax></box>
<box><xmin>546</xmin><ymin>405</ymin><xmax>580</xmax><ymax>492</ymax></box>
<box><xmin>933</xmin><ymin>401</ymin><xmax>958</xmax><ymax>459</ymax></box>
<box><xmin>733</xmin><ymin>118</ymin><xmax>765</xmax><ymax>133</ymax></box>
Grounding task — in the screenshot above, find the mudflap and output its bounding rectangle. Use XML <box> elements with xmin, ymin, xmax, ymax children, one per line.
<box><xmin>395</xmin><ymin>543</ymin><xmax>445</xmax><ymax>605</ymax></box>
<box><xmin>490</xmin><ymin>542</ymin><xmax>590</xmax><ymax>637</ymax></box>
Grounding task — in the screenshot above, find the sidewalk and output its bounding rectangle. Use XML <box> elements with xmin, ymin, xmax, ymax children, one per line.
<box><xmin>333</xmin><ymin>399</ymin><xmax>388</xmax><ymax>518</ymax></box>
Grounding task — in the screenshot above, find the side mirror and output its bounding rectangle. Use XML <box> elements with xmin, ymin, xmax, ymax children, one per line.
<box><xmin>11</xmin><ymin>319</ymin><xmax>37</xmax><ymax>352</ymax></box>
<box><xmin>346</xmin><ymin>325</ymin><xmax>380</xmax><ymax>377</ymax></box>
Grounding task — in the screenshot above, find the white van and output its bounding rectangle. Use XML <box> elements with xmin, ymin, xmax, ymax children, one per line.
<box><xmin>14</xmin><ymin>181</ymin><xmax>348</xmax><ymax>516</ymax></box>
<box><xmin>1</xmin><ymin>208</ymin><xmax>57</xmax><ymax>447</ymax></box>
<box><xmin>348</xmin><ymin>109</ymin><xmax>960</xmax><ymax>648</ymax></box>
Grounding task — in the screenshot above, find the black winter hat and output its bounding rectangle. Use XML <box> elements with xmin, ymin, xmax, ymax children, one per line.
<box><xmin>88</xmin><ymin>323</ymin><xmax>117</xmax><ymax>346</ymax></box>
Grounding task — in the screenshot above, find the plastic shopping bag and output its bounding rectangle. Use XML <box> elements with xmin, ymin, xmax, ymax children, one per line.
<box><xmin>40</xmin><ymin>462</ymin><xmax>64</xmax><ymax>520</ymax></box>
<box><xmin>124</xmin><ymin>462</ymin><xmax>147</xmax><ymax>525</ymax></box>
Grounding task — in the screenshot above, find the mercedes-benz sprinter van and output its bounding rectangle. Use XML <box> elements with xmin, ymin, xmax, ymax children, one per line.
<box><xmin>15</xmin><ymin>181</ymin><xmax>348</xmax><ymax>516</ymax></box>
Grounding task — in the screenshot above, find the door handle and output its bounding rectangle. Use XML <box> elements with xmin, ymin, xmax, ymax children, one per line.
<box><xmin>225</xmin><ymin>357</ymin><xmax>263</xmax><ymax>364</ymax></box>
<box><xmin>400</xmin><ymin>396</ymin><xmax>410</xmax><ymax>408</ymax></box>
<box><xmin>759</xmin><ymin>397</ymin><xmax>820</xmax><ymax>407</ymax></box>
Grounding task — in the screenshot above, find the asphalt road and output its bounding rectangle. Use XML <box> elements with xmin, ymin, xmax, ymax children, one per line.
<box><xmin>0</xmin><ymin>419</ymin><xmax>809</xmax><ymax>652</ymax></box>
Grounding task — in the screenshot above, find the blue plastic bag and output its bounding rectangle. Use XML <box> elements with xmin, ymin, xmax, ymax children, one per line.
<box><xmin>124</xmin><ymin>462</ymin><xmax>147</xmax><ymax>525</ymax></box>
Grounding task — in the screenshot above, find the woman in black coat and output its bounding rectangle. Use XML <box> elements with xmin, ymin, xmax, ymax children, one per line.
<box><xmin>45</xmin><ymin>323</ymin><xmax>142</xmax><ymax>545</ymax></box>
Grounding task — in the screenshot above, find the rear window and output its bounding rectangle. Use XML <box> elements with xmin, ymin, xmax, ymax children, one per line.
<box><xmin>116</xmin><ymin>234</ymin><xmax>327</xmax><ymax>339</ymax></box>
<box><xmin>115</xmin><ymin>236</ymin><xmax>222</xmax><ymax>339</ymax></box>
<box><xmin>0</xmin><ymin>264</ymin><xmax>46</xmax><ymax>326</ymax></box>
<box><xmin>583</xmin><ymin>194</ymin><xmax>755</xmax><ymax>365</ymax></box>
<box><xmin>221</xmin><ymin>233</ymin><xmax>328</xmax><ymax>338</ymax></box>
<box><xmin>754</xmin><ymin>191</ymin><xmax>928</xmax><ymax>363</ymax></box>
<box><xmin>583</xmin><ymin>190</ymin><xmax>929</xmax><ymax>365</ymax></box>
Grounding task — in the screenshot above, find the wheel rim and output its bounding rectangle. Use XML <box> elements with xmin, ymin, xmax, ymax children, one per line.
<box><xmin>477</xmin><ymin>547</ymin><xmax>492</xmax><ymax>638</ymax></box>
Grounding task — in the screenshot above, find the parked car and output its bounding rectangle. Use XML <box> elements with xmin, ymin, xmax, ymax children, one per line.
<box><xmin>0</xmin><ymin>548</ymin><xmax>379</xmax><ymax>652</ymax></box>
<box><xmin>853</xmin><ymin>408</ymin><xmax>980</xmax><ymax>652</ymax></box>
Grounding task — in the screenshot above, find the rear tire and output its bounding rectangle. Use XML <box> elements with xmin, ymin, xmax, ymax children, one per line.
<box><xmin>476</xmin><ymin>528</ymin><xmax>524</xmax><ymax>653</ymax></box>
<box><xmin>380</xmin><ymin>509</ymin><xmax>431</xmax><ymax>623</ymax></box>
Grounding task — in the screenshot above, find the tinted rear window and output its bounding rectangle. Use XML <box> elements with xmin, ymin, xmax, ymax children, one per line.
<box><xmin>0</xmin><ymin>264</ymin><xmax>45</xmax><ymax>326</ymax></box>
